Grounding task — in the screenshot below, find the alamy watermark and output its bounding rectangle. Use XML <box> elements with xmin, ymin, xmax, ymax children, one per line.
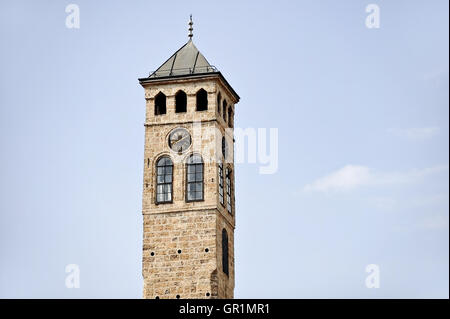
<box><xmin>65</xmin><ymin>264</ymin><xmax>80</xmax><ymax>288</ymax></box>
<box><xmin>65</xmin><ymin>4</ymin><xmax>80</xmax><ymax>29</ymax></box>
<box><xmin>165</xmin><ymin>121</ymin><xmax>278</xmax><ymax>174</ymax></box>
<box><xmin>234</xmin><ymin>127</ymin><xmax>278</xmax><ymax>175</ymax></box>
<box><xmin>365</xmin><ymin>4</ymin><xmax>380</xmax><ymax>29</ymax></box>
<box><xmin>365</xmin><ymin>264</ymin><xmax>380</xmax><ymax>288</ymax></box>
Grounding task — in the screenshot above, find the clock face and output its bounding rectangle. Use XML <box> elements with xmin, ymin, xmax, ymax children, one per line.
<box><xmin>168</xmin><ymin>128</ymin><xmax>191</xmax><ymax>153</ymax></box>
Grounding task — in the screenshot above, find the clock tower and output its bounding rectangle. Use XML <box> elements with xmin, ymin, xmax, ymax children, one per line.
<box><xmin>138</xmin><ymin>17</ymin><xmax>240</xmax><ymax>299</ymax></box>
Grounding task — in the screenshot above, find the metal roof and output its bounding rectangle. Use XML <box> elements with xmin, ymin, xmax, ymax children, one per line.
<box><xmin>148</xmin><ymin>39</ymin><xmax>217</xmax><ymax>78</ymax></box>
<box><xmin>138</xmin><ymin>21</ymin><xmax>240</xmax><ymax>102</ymax></box>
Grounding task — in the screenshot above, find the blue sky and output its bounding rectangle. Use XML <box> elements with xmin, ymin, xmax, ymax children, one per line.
<box><xmin>0</xmin><ymin>0</ymin><xmax>448</xmax><ymax>298</ymax></box>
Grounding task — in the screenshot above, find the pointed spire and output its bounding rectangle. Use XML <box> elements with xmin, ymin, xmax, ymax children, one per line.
<box><xmin>188</xmin><ymin>15</ymin><xmax>193</xmax><ymax>40</ymax></box>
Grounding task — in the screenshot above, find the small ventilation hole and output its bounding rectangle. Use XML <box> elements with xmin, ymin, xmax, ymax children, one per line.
<box><xmin>155</xmin><ymin>296</ymin><xmax>159</xmax><ymax>299</ymax></box>
<box><xmin>150</xmin><ymin>252</ymin><xmax>155</xmax><ymax>256</ymax></box>
<box><xmin>176</xmin><ymin>295</ymin><xmax>180</xmax><ymax>299</ymax></box>
<box><xmin>177</xmin><ymin>249</ymin><xmax>182</xmax><ymax>254</ymax></box>
<box><xmin>205</xmin><ymin>248</ymin><xmax>209</xmax><ymax>253</ymax></box>
<box><xmin>206</xmin><ymin>292</ymin><xmax>210</xmax><ymax>297</ymax></box>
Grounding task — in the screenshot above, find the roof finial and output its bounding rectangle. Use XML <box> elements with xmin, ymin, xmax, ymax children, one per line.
<box><xmin>188</xmin><ymin>14</ymin><xmax>193</xmax><ymax>40</ymax></box>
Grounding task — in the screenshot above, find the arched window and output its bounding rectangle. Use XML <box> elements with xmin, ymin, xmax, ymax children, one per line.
<box><xmin>217</xmin><ymin>92</ymin><xmax>222</xmax><ymax>114</ymax></box>
<box><xmin>228</xmin><ymin>107</ymin><xmax>233</xmax><ymax>127</ymax></box>
<box><xmin>196</xmin><ymin>89</ymin><xmax>208</xmax><ymax>111</ymax></box>
<box><xmin>175</xmin><ymin>90</ymin><xmax>187</xmax><ymax>113</ymax></box>
<box><xmin>186</xmin><ymin>154</ymin><xmax>203</xmax><ymax>201</ymax></box>
<box><xmin>221</xmin><ymin>136</ymin><xmax>226</xmax><ymax>158</ymax></box>
<box><xmin>226</xmin><ymin>167</ymin><xmax>232</xmax><ymax>214</ymax></box>
<box><xmin>222</xmin><ymin>100</ymin><xmax>227</xmax><ymax>122</ymax></box>
<box><xmin>156</xmin><ymin>156</ymin><xmax>173</xmax><ymax>203</ymax></box>
<box><xmin>154</xmin><ymin>92</ymin><xmax>166</xmax><ymax>115</ymax></box>
<box><xmin>155</xmin><ymin>92</ymin><xmax>166</xmax><ymax>115</ymax></box>
<box><xmin>218</xmin><ymin>162</ymin><xmax>224</xmax><ymax>205</ymax></box>
<box><xmin>222</xmin><ymin>229</ymin><xmax>229</xmax><ymax>276</ymax></box>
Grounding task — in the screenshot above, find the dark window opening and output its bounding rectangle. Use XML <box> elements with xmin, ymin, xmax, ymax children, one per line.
<box><xmin>156</xmin><ymin>156</ymin><xmax>173</xmax><ymax>203</ymax></box>
<box><xmin>222</xmin><ymin>136</ymin><xmax>226</xmax><ymax>158</ymax></box>
<box><xmin>228</xmin><ymin>107</ymin><xmax>233</xmax><ymax>127</ymax></box>
<box><xmin>217</xmin><ymin>92</ymin><xmax>222</xmax><ymax>114</ymax></box>
<box><xmin>226</xmin><ymin>168</ymin><xmax>232</xmax><ymax>214</ymax></box>
<box><xmin>222</xmin><ymin>100</ymin><xmax>227</xmax><ymax>122</ymax></box>
<box><xmin>196</xmin><ymin>89</ymin><xmax>208</xmax><ymax>111</ymax></box>
<box><xmin>175</xmin><ymin>90</ymin><xmax>187</xmax><ymax>113</ymax></box>
<box><xmin>222</xmin><ymin>229</ymin><xmax>229</xmax><ymax>276</ymax></box>
<box><xmin>154</xmin><ymin>92</ymin><xmax>166</xmax><ymax>115</ymax></box>
<box><xmin>186</xmin><ymin>154</ymin><xmax>204</xmax><ymax>201</ymax></box>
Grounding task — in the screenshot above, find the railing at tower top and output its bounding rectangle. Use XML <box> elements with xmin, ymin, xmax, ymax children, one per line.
<box><xmin>148</xmin><ymin>65</ymin><xmax>218</xmax><ymax>78</ymax></box>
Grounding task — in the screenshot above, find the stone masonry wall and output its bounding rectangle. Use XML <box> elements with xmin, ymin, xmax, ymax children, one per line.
<box><xmin>141</xmin><ymin>75</ymin><xmax>237</xmax><ymax>299</ymax></box>
<box><xmin>142</xmin><ymin>210</ymin><xmax>217</xmax><ymax>299</ymax></box>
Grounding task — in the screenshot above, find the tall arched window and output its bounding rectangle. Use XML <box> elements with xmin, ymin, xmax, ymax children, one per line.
<box><xmin>218</xmin><ymin>162</ymin><xmax>224</xmax><ymax>205</ymax></box>
<box><xmin>226</xmin><ymin>167</ymin><xmax>232</xmax><ymax>214</ymax></box>
<box><xmin>222</xmin><ymin>100</ymin><xmax>227</xmax><ymax>122</ymax></box>
<box><xmin>154</xmin><ymin>92</ymin><xmax>166</xmax><ymax>115</ymax></box>
<box><xmin>222</xmin><ymin>229</ymin><xmax>229</xmax><ymax>276</ymax></box>
<box><xmin>228</xmin><ymin>107</ymin><xmax>233</xmax><ymax>127</ymax></box>
<box><xmin>186</xmin><ymin>154</ymin><xmax>203</xmax><ymax>201</ymax></box>
<box><xmin>196</xmin><ymin>89</ymin><xmax>208</xmax><ymax>111</ymax></box>
<box><xmin>175</xmin><ymin>90</ymin><xmax>187</xmax><ymax>113</ymax></box>
<box><xmin>221</xmin><ymin>136</ymin><xmax>227</xmax><ymax>158</ymax></box>
<box><xmin>156</xmin><ymin>156</ymin><xmax>173</xmax><ymax>203</ymax></box>
<box><xmin>217</xmin><ymin>92</ymin><xmax>222</xmax><ymax>114</ymax></box>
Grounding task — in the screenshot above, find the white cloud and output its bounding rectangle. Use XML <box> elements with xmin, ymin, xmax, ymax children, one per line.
<box><xmin>420</xmin><ymin>214</ymin><xmax>449</xmax><ymax>230</ymax></box>
<box><xmin>423</xmin><ymin>68</ymin><xmax>449</xmax><ymax>89</ymax></box>
<box><xmin>411</xmin><ymin>193</ymin><xmax>450</xmax><ymax>207</ymax></box>
<box><xmin>424</xmin><ymin>69</ymin><xmax>448</xmax><ymax>80</ymax></box>
<box><xmin>387</xmin><ymin>127</ymin><xmax>440</xmax><ymax>141</ymax></box>
<box><xmin>303</xmin><ymin>165</ymin><xmax>371</xmax><ymax>192</ymax></box>
<box><xmin>393</xmin><ymin>213</ymin><xmax>449</xmax><ymax>233</ymax></box>
<box><xmin>303</xmin><ymin>164</ymin><xmax>448</xmax><ymax>192</ymax></box>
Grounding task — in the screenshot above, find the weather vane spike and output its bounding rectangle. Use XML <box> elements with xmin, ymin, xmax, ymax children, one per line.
<box><xmin>188</xmin><ymin>14</ymin><xmax>193</xmax><ymax>39</ymax></box>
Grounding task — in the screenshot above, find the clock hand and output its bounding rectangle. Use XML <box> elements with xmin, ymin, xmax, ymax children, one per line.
<box><xmin>173</xmin><ymin>135</ymin><xmax>182</xmax><ymax>144</ymax></box>
<box><xmin>172</xmin><ymin>136</ymin><xmax>189</xmax><ymax>148</ymax></box>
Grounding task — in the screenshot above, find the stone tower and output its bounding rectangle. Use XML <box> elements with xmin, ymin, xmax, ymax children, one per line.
<box><xmin>138</xmin><ymin>17</ymin><xmax>239</xmax><ymax>299</ymax></box>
